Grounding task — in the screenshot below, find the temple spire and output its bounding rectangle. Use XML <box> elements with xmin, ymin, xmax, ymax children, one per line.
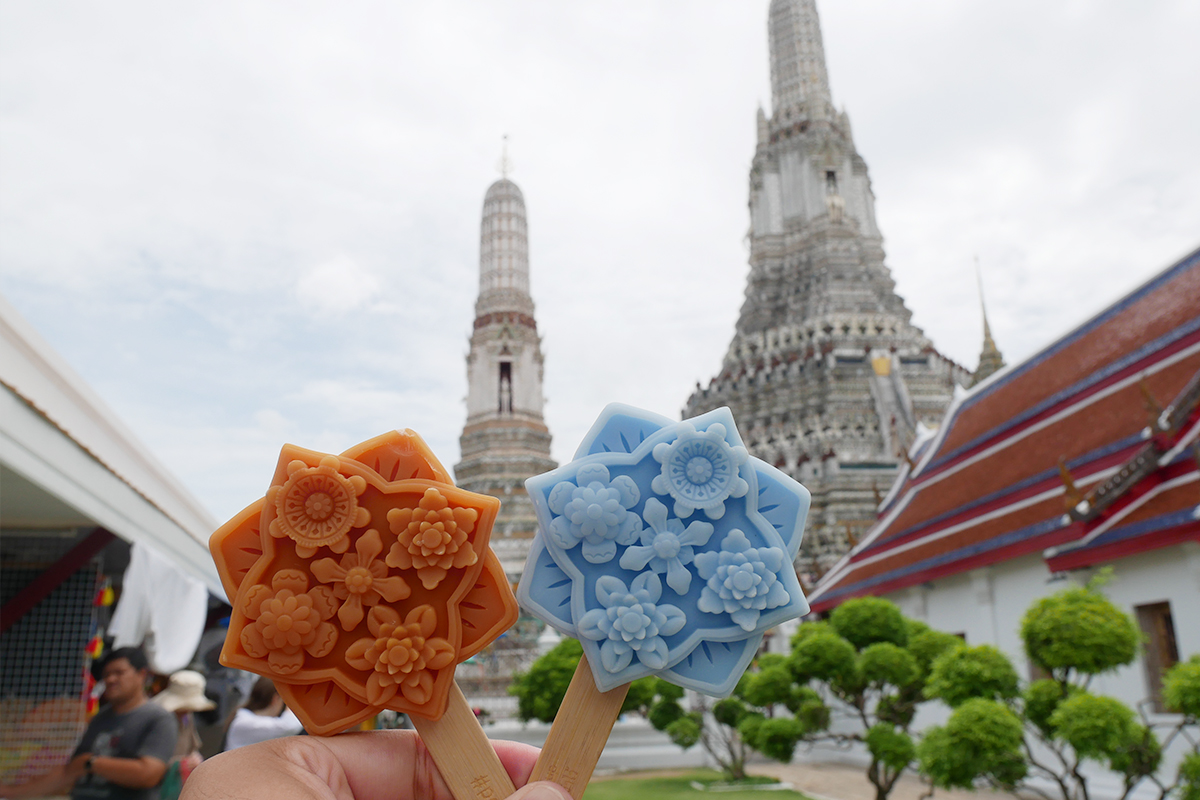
<box><xmin>455</xmin><ymin>170</ymin><xmax>557</xmax><ymax>693</ymax></box>
<box><xmin>497</xmin><ymin>134</ymin><xmax>512</xmax><ymax>179</ymax></box>
<box><xmin>476</xmin><ymin>169</ymin><xmax>532</xmax><ymax>318</ymax></box>
<box><xmin>768</xmin><ymin>0</ymin><xmax>833</xmax><ymax>118</ymax></box>
<box><xmin>687</xmin><ymin>0</ymin><xmax>972</xmax><ymax>584</ymax></box>
<box><xmin>971</xmin><ymin>258</ymin><xmax>1006</xmax><ymax>386</ymax></box>
<box><xmin>457</xmin><ymin>172</ymin><xmax>556</xmax><ymax>578</ymax></box>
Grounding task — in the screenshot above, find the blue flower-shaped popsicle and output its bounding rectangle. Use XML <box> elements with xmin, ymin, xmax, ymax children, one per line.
<box><xmin>519</xmin><ymin>404</ymin><xmax>811</xmax><ymax>697</ymax></box>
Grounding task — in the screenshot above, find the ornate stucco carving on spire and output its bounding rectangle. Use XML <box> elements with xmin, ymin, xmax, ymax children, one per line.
<box><xmin>769</xmin><ymin>0</ymin><xmax>833</xmax><ymax>119</ymax></box>
<box><xmin>476</xmin><ymin>178</ymin><xmax>534</xmax><ymax>320</ymax></box>
<box><xmin>456</xmin><ymin>153</ymin><xmax>556</xmax><ymax>583</ymax></box>
<box><xmin>687</xmin><ymin>1</ymin><xmax>970</xmax><ymax>583</ymax></box>
<box><xmin>455</xmin><ymin>164</ymin><xmax>557</xmax><ymax>704</ymax></box>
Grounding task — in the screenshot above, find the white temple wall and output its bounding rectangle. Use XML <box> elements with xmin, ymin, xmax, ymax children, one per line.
<box><xmin>512</xmin><ymin>345</ymin><xmax>544</xmax><ymax>415</ymax></box>
<box><xmin>465</xmin><ymin>339</ymin><xmax>545</xmax><ymax>419</ymax></box>
<box><xmin>465</xmin><ymin>348</ymin><xmax>496</xmax><ymax>418</ymax></box>
<box><xmin>883</xmin><ymin>544</ymin><xmax>1200</xmax><ymax>714</ymax></box>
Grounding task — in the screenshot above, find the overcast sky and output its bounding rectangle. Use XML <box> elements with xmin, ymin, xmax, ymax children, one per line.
<box><xmin>2</xmin><ymin>1</ymin><xmax>1197</xmax><ymax>525</ymax></box>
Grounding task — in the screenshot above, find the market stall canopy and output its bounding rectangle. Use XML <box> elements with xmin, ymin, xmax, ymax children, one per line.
<box><xmin>0</xmin><ymin>294</ymin><xmax>224</xmax><ymax>599</ymax></box>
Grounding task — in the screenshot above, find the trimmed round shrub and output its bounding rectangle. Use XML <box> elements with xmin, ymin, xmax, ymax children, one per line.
<box><xmin>737</xmin><ymin>711</ymin><xmax>766</xmax><ymax>749</ymax></box>
<box><xmin>665</xmin><ymin>714</ymin><xmax>701</xmax><ymax>749</ymax></box>
<box><xmin>1023</xmin><ymin>679</ymin><xmax>1068</xmax><ymax>735</ymax></box>
<box><xmin>1177</xmin><ymin>751</ymin><xmax>1200</xmax><ymax>800</ymax></box>
<box><xmin>790</xmin><ymin>686</ymin><xmax>831</xmax><ymax>732</ymax></box>
<box><xmin>756</xmin><ymin>652</ymin><xmax>789</xmax><ymax>672</ymax></box>
<box><xmin>859</xmin><ymin>642</ymin><xmax>919</xmax><ymax>689</ymax></box>
<box><xmin>1020</xmin><ymin>585</ymin><xmax>1139</xmax><ymax>676</ymax></box>
<box><xmin>907</xmin><ymin>629</ymin><xmax>966</xmax><ymax>677</ymax></box>
<box><xmin>742</xmin><ymin>664</ymin><xmax>796</xmax><ymax>709</ymax></box>
<box><xmin>1163</xmin><ymin>656</ymin><xmax>1200</xmax><ymax>717</ymax></box>
<box><xmin>790</xmin><ymin>620</ymin><xmax>836</xmax><ymax>649</ymax></box>
<box><xmin>830</xmin><ymin>597</ymin><xmax>908</xmax><ymax>650</ymax></box>
<box><xmin>925</xmin><ymin>644</ymin><xmax>1020</xmax><ymax>707</ymax></box>
<box><xmin>648</xmin><ymin>697</ymin><xmax>684</xmax><ymax>731</ymax></box>
<box><xmin>918</xmin><ymin>698</ymin><xmax>1026</xmax><ymax>789</ymax></box>
<box><xmin>653</xmin><ymin>677</ymin><xmax>685</xmax><ymax>702</ymax></box>
<box><xmin>1049</xmin><ymin>692</ymin><xmax>1137</xmax><ymax>761</ymax></box>
<box><xmin>866</xmin><ymin>723</ymin><xmax>915</xmax><ymax>771</ymax></box>
<box><xmin>755</xmin><ymin>717</ymin><xmax>807</xmax><ymax>763</ymax></box>
<box><xmin>790</xmin><ymin>631</ymin><xmax>857</xmax><ymax>684</ymax></box>
<box><xmin>1109</xmin><ymin>723</ymin><xmax>1161</xmax><ymax>779</ymax></box>
<box><xmin>713</xmin><ymin>696</ymin><xmax>749</xmax><ymax>728</ymax></box>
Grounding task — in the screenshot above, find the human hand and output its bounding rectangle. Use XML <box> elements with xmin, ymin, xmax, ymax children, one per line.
<box><xmin>180</xmin><ymin>731</ymin><xmax>569</xmax><ymax>800</ymax></box>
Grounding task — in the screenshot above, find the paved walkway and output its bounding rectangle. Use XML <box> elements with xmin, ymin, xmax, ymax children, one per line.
<box><xmin>747</xmin><ymin>761</ymin><xmax>1013</xmax><ymax>800</ymax></box>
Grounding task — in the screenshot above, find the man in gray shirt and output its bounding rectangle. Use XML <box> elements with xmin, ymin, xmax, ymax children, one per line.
<box><xmin>0</xmin><ymin>647</ymin><xmax>177</xmax><ymax>800</ymax></box>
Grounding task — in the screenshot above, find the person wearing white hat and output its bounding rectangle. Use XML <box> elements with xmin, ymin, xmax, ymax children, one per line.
<box><xmin>152</xmin><ymin>671</ymin><xmax>215</xmax><ymax>799</ymax></box>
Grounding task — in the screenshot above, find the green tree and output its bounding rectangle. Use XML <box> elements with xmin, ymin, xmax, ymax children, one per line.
<box><xmin>509</xmin><ymin>636</ymin><xmax>656</xmax><ymax>723</ymax></box>
<box><xmin>1164</xmin><ymin>656</ymin><xmax>1200</xmax><ymax>719</ymax></box>
<box><xmin>735</xmin><ymin>597</ymin><xmax>958</xmax><ymax>800</ymax></box>
<box><xmin>917</xmin><ymin>698</ymin><xmax>1025</xmax><ymax>790</ymax></box>
<box><xmin>924</xmin><ymin>644</ymin><xmax>1020</xmax><ymax>708</ymax></box>
<box><xmin>1178</xmin><ymin>753</ymin><xmax>1200</xmax><ymax>800</ymax></box>
<box><xmin>1021</xmin><ymin>571</ymin><xmax>1139</xmax><ymax>681</ymax></box>
<box><xmin>917</xmin><ymin>573</ymin><xmax>1199</xmax><ymax>800</ymax></box>
<box><xmin>512</xmin><ymin>638</ymin><xmax>760</xmax><ymax>781</ymax></box>
<box><xmin>509</xmin><ymin>638</ymin><xmax>583</xmax><ymax>723</ymax></box>
<box><xmin>643</xmin><ymin>676</ymin><xmax>757</xmax><ymax>780</ymax></box>
<box><xmin>1162</xmin><ymin>657</ymin><xmax>1200</xmax><ymax>800</ymax></box>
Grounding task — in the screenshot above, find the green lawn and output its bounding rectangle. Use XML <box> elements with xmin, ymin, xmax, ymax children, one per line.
<box><xmin>583</xmin><ymin>771</ymin><xmax>809</xmax><ymax>800</ymax></box>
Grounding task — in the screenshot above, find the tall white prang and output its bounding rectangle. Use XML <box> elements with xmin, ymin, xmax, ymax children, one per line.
<box><xmin>455</xmin><ymin>174</ymin><xmax>556</xmax><ymax>582</ymax></box>
<box><xmin>686</xmin><ymin>0</ymin><xmax>972</xmax><ymax>582</ymax></box>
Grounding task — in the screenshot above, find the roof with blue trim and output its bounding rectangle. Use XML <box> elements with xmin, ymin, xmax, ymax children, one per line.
<box><xmin>809</xmin><ymin>246</ymin><xmax>1200</xmax><ymax>611</ymax></box>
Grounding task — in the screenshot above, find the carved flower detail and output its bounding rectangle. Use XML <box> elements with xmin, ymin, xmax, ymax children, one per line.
<box><xmin>268</xmin><ymin>456</ymin><xmax>371</xmax><ymax>558</ymax></box>
<box><xmin>311</xmin><ymin>529</ymin><xmax>411</xmax><ymax>631</ymax></box>
<box><xmin>345</xmin><ymin>605</ymin><xmax>456</xmax><ymax>706</ymax></box>
<box><xmin>651</xmin><ymin>423</ymin><xmax>749</xmax><ymax>520</ymax></box>
<box><xmin>239</xmin><ymin>569</ymin><xmax>338</xmax><ymax>675</ymax></box>
<box><xmin>619</xmin><ymin>497</ymin><xmax>714</xmax><ymax>594</ymax></box>
<box><xmin>547</xmin><ymin>464</ymin><xmax>642</xmax><ymax>564</ymax></box>
<box><xmin>578</xmin><ymin>572</ymin><xmax>686</xmax><ymax>673</ymax></box>
<box><xmin>385</xmin><ymin>489</ymin><xmax>479</xmax><ymax>590</ymax></box>
<box><xmin>694</xmin><ymin>529</ymin><xmax>791</xmax><ymax>631</ymax></box>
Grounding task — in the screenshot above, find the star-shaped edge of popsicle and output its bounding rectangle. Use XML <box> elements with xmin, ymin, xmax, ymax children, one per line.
<box><xmin>518</xmin><ymin>404</ymin><xmax>810</xmax><ymax>695</ymax></box>
<box><xmin>223</xmin><ymin>451</ymin><xmax>491</xmax><ymax>723</ymax></box>
<box><xmin>210</xmin><ymin>430</ymin><xmax>519</xmax><ymax>734</ymax></box>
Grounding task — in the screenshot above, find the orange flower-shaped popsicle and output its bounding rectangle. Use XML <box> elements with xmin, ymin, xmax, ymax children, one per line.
<box><xmin>387</xmin><ymin>488</ymin><xmax>480</xmax><ymax>589</ymax></box>
<box><xmin>210</xmin><ymin>430</ymin><xmax>520</xmax><ymax>799</ymax></box>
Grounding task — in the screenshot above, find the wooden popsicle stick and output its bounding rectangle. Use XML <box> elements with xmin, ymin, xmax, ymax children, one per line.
<box><xmin>528</xmin><ymin>653</ymin><xmax>630</xmax><ymax>799</ymax></box>
<box><xmin>410</xmin><ymin>682</ymin><xmax>516</xmax><ymax>800</ymax></box>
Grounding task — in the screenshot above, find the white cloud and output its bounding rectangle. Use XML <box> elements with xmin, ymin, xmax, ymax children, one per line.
<box><xmin>1</xmin><ymin>0</ymin><xmax>1197</xmax><ymax>520</ymax></box>
<box><xmin>295</xmin><ymin>256</ymin><xmax>381</xmax><ymax>315</ymax></box>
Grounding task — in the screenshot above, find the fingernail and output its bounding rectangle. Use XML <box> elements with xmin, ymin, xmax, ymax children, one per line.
<box><xmin>511</xmin><ymin>780</ymin><xmax>572</xmax><ymax>800</ymax></box>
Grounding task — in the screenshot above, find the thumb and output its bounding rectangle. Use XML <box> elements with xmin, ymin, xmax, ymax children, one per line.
<box><xmin>508</xmin><ymin>780</ymin><xmax>573</xmax><ymax>800</ymax></box>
